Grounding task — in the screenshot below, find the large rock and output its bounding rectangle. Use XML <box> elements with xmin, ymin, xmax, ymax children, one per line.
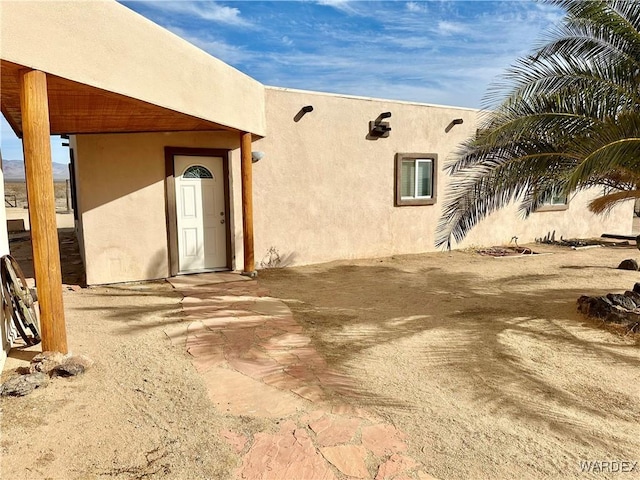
<box><xmin>606</xmin><ymin>293</ymin><xmax>637</xmax><ymax>310</ymax></box>
<box><xmin>30</xmin><ymin>352</ymin><xmax>93</xmax><ymax>375</ymax></box>
<box><xmin>0</xmin><ymin>372</ymin><xmax>49</xmax><ymax>397</ymax></box>
<box><xmin>50</xmin><ymin>363</ymin><xmax>85</xmax><ymax>378</ymax></box>
<box><xmin>617</xmin><ymin>259</ymin><xmax>639</xmax><ymax>271</ymax></box>
<box><xmin>623</xmin><ymin>290</ymin><xmax>640</xmax><ymax>305</ymax></box>
<box><xmin>64</xmin><ymin>354</ymin><xmax>94</xmax><ymax>371</ymax></box>
<box><xmin>577</xmin><ymin>295</ymin><xmax>640</xmax><ymax>325</ymax></box>
<box><xmin>30</xmin><ymin>351</ymin><xmax>65</xmax><ymax>374</ymax></box>
<box><xmin>577</xmin><ymin>295</ymin><xmax>612</xmax><ymax>318</ymax></box>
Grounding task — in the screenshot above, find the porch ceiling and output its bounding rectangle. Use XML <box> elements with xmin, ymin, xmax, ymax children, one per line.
<box><xmin>1</xmin><ymin>60</ymin><xmax>232</xmax><ymax>137</ymax></box>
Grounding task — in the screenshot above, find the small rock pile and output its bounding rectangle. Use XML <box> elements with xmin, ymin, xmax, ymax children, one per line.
<box><xmin>0</xmin><ymin>351</ymin><xmax>93</xmax><ymax>397</ymax></box>
<box><xmin>577</xmin><ymin>283</ymin><xmax>640</xmax><ymax>330</ymax></box>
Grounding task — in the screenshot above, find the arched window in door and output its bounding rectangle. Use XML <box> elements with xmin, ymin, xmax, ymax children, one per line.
<box><xmin>183</xmin><ymin>165</ymin><xmax>213</xmax><ymax>179</ymax></box>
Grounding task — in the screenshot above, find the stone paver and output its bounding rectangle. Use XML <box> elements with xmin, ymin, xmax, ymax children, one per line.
<box><xmin>320</xmin><ymin>445</ymin><xmax>370</xmax><ymax>478</ymax></box>
<box><xmin>292</xmin><ymin>385</ymin><xmax>326</xmax><ymax>403</ymax></box>
<box><xmin>320</xmin><ymin>444</ymin><xmax>370</xmax><ymax>478</ymax></box>
<box><xmin>239</xmin><ymin>421</ymin><xmax>337</xmax><ymax>480</ymax></box>
<box><xmin>375</xmin><ymin>454</ymin><xmax>419</xmax><ymax>480</ymax></box>
<box><xmin>361</xmin><ymin>424</ymin><xmax>408</xmax><ymax>457</ymax></box>
<box><xmin>309</xmin><ymin>414</ymin><xmax>361</xmax><ymax>446</ymax></box>
<box><xmin>227</xmin><ymin>356</ymin><xmax>282</xmax><ymax>380</ymax></box>
<box><xmin>201</xmin><ymin>367</ymin><xmax>305</xmax><ymax>417</ymax></box>
<box><xmin>166</xmin><ymin>272</ymin><xmax>439</xmax><ymax>480</ymax></box>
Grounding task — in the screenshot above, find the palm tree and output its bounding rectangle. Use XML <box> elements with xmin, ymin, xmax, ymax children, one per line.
<box><xmin>436</xmin><ymin>0</ymin><xmax>640</xmax><ymax>250</ymax></box>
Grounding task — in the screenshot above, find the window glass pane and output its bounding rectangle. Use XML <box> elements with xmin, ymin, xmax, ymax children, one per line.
<box><xmin>542</xmin><ymin>187</ymin><xmax>567</xmax><ymax>205</ymax></box>
<box><xmin>183</xmin><ymin>165</ymin><xmax>213</xmax><ymax>179</ymax></box>
<box><xmin>551</xmin><ymin>192</ymin><xmax>567</xmax><ymax>204</ymax></box>
<box><xmin>401</xmin><ymin>161</ymin><xmax>415</xmax><ymax>197</ymax></box>
<box><xmin>416</xmin><ymin>160</ymin><xmax>432</xmax><ymax>197</ymax></box>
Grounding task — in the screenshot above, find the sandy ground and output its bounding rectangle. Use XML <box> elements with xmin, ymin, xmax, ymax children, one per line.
<box><xmin>0</xmin><ymin>283</ymin><xmax>260</xmax><ymax>479</ymax></box>
<box><xmin>259</xmin><ymin>244</ymin><xmax>640</xmax><ymax>480</ymax></box>
<box><xmin>1</xmin><ymin>239</ymin><xmax>639</xmax><ymax>479</ymax></box>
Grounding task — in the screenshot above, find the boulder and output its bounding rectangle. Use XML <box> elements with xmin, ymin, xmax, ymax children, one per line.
<box><xmin>617</xmin><ymin>259</ymin><xmax>639</xmax><ymax>271</ymax></box>
<box><xmin>606</xmin><ymin>293</ymin><xmax>637</xmax><ymax>310</ymax></box>
<box><xmin>623</xmin><ymin>290</ymin><xmax>640</xmax><ymax>305</ymax></box>
<box><xmin>0</xmin><ymin>372</ymin><xmax>49</xmax><ymax>397</ymax></box>
<box><xmin>30</xmin><ymin>351</ymin><xmax>65</xmax><ymax>374</ymax></box>
<box><xmin>577</xmin><ymin>295</ymin><xmax>640</xmax><ymax>325</ymax></box>
<box><xmin>50</xmin><ymin>363</ymin><xmax>85</xmax><ymax>378</ymax></box>
<box><xmin>64</xmin><ymin>354</ymin><xmax>94</xmax><ymax>371</ymax></box>
<box><xmin>577</xmin><ymin>295</ymin><xmax>612</xmax><ymax>318</ymax></box>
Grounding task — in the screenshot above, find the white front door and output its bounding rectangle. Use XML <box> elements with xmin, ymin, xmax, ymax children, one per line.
<box><xmin>174</xmin><ymin>155</ymin><xmax>227</xmax><ymax>273</ymax></box>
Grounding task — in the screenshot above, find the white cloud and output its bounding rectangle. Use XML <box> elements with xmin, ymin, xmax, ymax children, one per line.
<box><xmin>316</xmin><ymin>0</ymin><xmax>360</xmax><ymax>15</ymax></box>
<box><xmin>436</xmin><ymin>20</ymin><xmax>467</xmax><ymax>36</ymax></box>
<box><xmin>405</xmin><ymin>2</ymin><xmax>426</xmax><ymax>13</ymax></box>
<box><xmin>123</xmin><ymin>1</ymin><xmax>564</xmax><ymax>109</ymax></box>
<box><xmin>533</xmin><ymin>3</ymin><xmax>565</xmax><ymax>24</ymax></box>
<box><xmin>144</xmin><ymin>1</ymin><xmax>251</xmax><ymax>27</ymax></box>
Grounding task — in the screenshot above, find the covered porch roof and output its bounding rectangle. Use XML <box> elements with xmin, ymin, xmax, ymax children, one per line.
<box><xmin>0</xmin><ymin>0</ymin><xmax>262</xmax><ymax>354</ymax></box>
<box><xmin>1</xmin><ymin>60</ymin><xmax>232</xmax><ymax>137</ymax></box>
<box><xmin>0</xmin><ymin>0</ymin><xmax>266</xmax><ymax>138</ymax></box>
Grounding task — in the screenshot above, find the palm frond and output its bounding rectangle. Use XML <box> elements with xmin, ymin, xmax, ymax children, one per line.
<box><xmin>588</xmin><ymin>189</ymin><xmax>640</xmax><ymax>214</ymax></box>
<box><xmin>437</xmin><ymin>0</ymin><xmax>640</xmax><ymax>249</ymax></box>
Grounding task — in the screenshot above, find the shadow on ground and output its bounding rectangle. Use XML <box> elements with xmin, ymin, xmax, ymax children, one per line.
<box><xmin>259</xmin><ymin>256</ymin><xmax>640</xmax><ymax>453</ymax></box>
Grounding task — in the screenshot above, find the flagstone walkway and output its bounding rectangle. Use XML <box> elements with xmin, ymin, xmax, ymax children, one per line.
<box><xmin>166</xmin><ymin>273</ymin><xmax>439</xmax><ymax>480</ymax></box>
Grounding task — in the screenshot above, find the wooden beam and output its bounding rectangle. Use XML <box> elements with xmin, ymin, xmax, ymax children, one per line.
<box><xmin>240</xmin><ymin>132</ymin><xmax>256</xmax><ymax>276</ymax></box>
<box><xmin>19</xmin><ymin>69</ymin><xmax>68</xmax><ymax>354</ymax></box>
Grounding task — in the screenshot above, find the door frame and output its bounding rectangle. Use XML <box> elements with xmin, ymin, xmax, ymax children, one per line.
<box><xmin>164</xmin><ymin>147</ymin><xmax>232</xmax><ymax>276</ymax></box>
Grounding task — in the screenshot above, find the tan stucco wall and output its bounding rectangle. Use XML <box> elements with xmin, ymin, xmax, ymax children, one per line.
<box><xmin>74</xmin><ymin>131</ymin><xmax>243</xmax><ymax>285</ymax></box>
<box><xmin>251</xmin><ymin>87</ymin><xmax>632</xmax><ymax>267</ymax></box>
<box><xmin>460</xmin><ymin>191</ymin><xmax>632</xmax><ymax>248</ymax></box>
<box><xmin>0</xmin><ymin>0</ymin><xmax>265</xmax><ymax>136</ymax></box>
<box><xmin>74</xmin><ymin>88</ymin><xmax>633</xmax><ymax>284</ymax></box>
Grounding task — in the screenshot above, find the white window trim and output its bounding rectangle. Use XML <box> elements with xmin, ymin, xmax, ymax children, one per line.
<box><xmin>401</xmin><ymin>158</ymin><xmax>433</xmax><ymax>200</ymax></box>
<box><xmin>395</xmin><ymin>152</ymin><xmax>438</xmax><ymax>207</ymax></box>
<box><xmin>536</xmin><ymin>186</ymin><xmax>569</xmax><ymax>212</ymax></box>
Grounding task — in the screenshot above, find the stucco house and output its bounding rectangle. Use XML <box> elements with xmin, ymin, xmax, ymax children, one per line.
<box><xmin>0</xmin><ymin>0</ymin><xmax>632</xmax><ymax>292</ymax></box>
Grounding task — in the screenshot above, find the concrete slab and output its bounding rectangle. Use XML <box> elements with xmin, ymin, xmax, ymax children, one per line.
<box><xmin>167</xmin><ymin>272</ymin><xmax>250</xmax><ymax>289</ymax></box>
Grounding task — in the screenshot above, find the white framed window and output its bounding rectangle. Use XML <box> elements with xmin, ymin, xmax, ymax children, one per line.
<box><xmin>542</xmin><ymin>188</ymin><xmax>567</xmax><ymax>206</ymax></box>
<box><xmin>395</xmin><ymin>153</ymin><xmax>437</xmax><ymax>206</ymax></box>
<box><xmin>537</xmin><ymin>186</ymin><xmax>569</xmax><ymax>211</ymax></box>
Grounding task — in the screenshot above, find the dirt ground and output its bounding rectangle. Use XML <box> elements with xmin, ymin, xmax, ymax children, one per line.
<box><xmin>259</xmin><ymin>244</ymin><xmax>640</xmax><ymax>479</ymax></box>
<box><xmin>4</xmin><ymin>182</ymin><xmax>70</xmax><ymax>210</ymax></box>
<box><xmin>1</xmin><ymin>240</ymin><xmax>639</xmax><ymax>479</ymax></box>
<box><xmin>0</xmin><ymin>232</ymin><xmax>267</xmax><ymax>480</ymax></box>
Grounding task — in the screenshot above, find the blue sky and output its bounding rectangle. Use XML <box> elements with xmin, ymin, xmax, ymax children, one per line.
<box><xmin>0</xmin><ymin>0</ymin><xmax>563</xmax><ymax>164</ymax></box>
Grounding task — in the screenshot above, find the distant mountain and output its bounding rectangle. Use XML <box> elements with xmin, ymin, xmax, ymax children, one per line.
<box><xmin>2</xmin><ymin>159</ymin><xmax>69</xmax><ymax>181</ymax></box>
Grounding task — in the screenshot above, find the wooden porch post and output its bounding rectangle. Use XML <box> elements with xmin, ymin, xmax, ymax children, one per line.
<box><xmin>240</xmin><ymin>131</ymin><xmax>256</xmax><ymax>276</ymax></box>
<box><xmin>19</xmin><ymin>69</ymin><xmax>68</xmax><ymax>353</ymax></box>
